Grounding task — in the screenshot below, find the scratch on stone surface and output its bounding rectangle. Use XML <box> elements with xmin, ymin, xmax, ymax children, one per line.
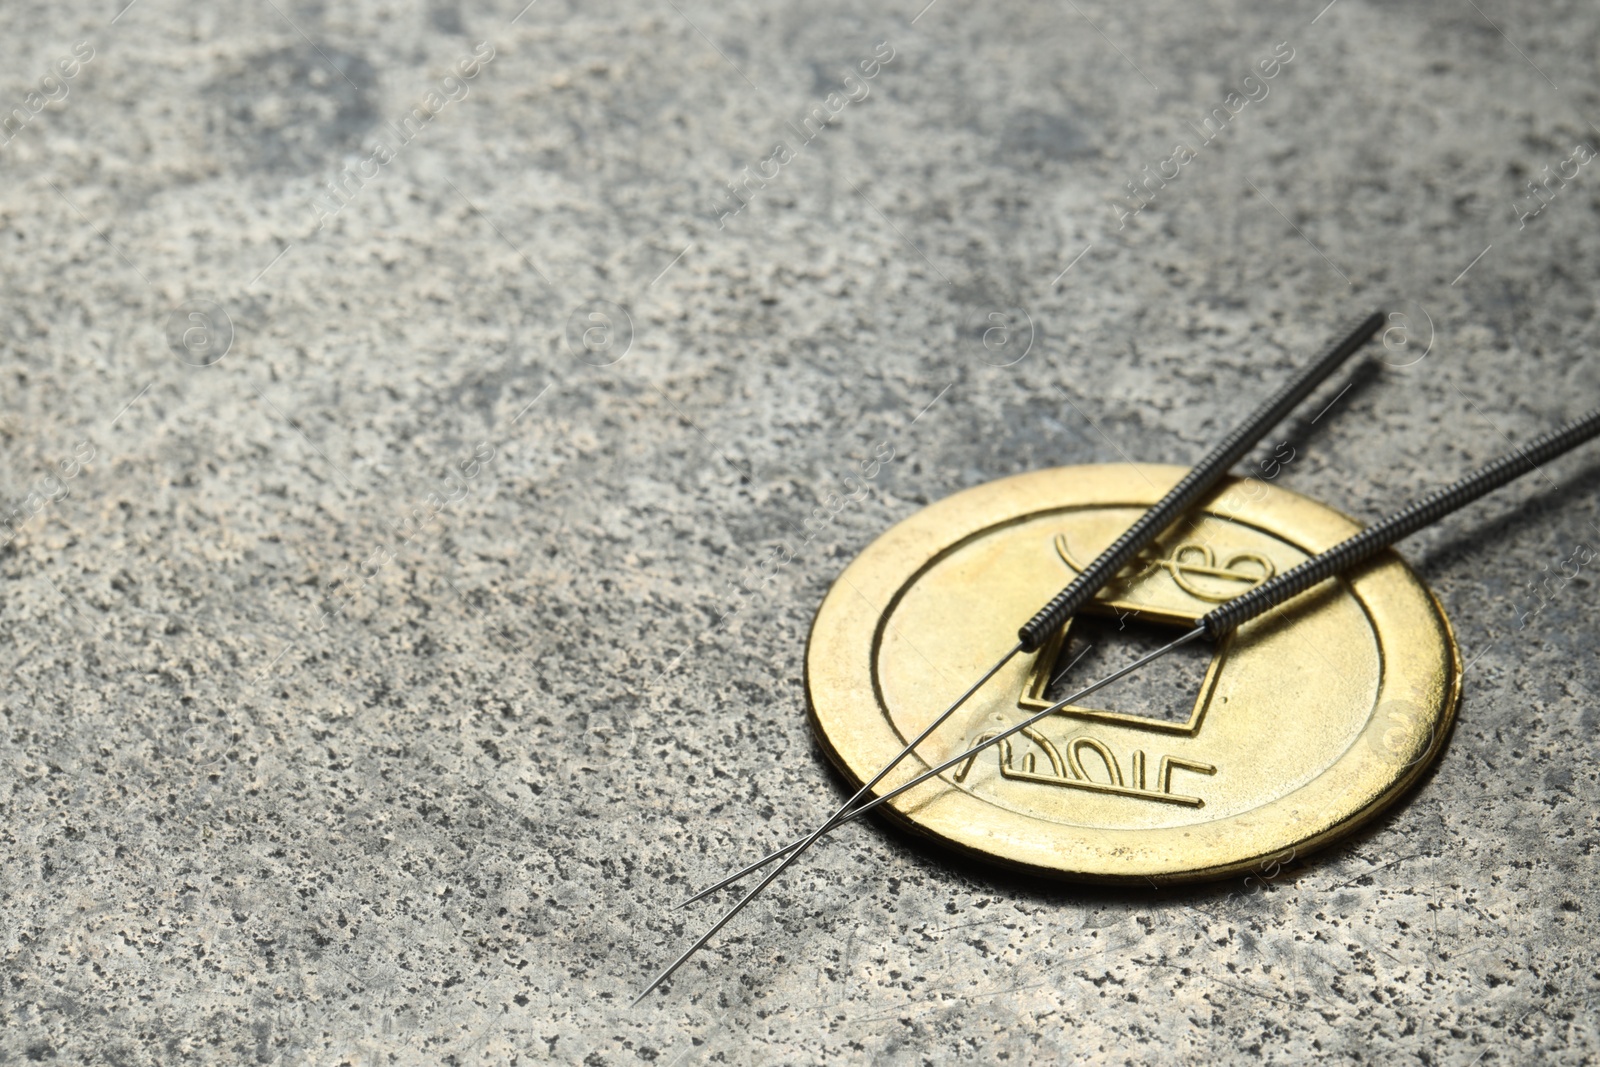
<box><xmin>843</xmin><ymin>978</ymin><xmax>1057</xmax><ymax>1027</ymax></box>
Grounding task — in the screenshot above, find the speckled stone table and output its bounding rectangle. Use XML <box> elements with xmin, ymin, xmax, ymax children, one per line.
<box><xmin>2</xmin><ymin>0</ymin><xmax>1598</xmax><ymax>1063</ymax></box>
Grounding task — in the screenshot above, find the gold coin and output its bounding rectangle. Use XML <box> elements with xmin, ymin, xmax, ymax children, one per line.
<box><xmin>806</xmin><ymin>464</ymin><xmax>1461</xmax><ymax>883</ymax></box>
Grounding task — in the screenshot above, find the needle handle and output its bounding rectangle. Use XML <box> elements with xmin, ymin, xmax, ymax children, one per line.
<box><xmin>1201</xmin><ymin>405</ymin><xmax>1600</xmax><ymax>637</ymax></box>
<box><xmin>1018</xmin><ymin>310</ymin><xmax>1384</xmax><ymax>651</ymax></box>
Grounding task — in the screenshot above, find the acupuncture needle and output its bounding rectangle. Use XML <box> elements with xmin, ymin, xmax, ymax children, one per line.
<box><xmin>669</xmin><ymin>310</ymin><xmax>1383</xmax><ymax>914</ymax></box>
<box><xmin>655</xmin><ymin>404</ymin><xmax>1600</xmax><ymax>937</ymax></box>
<box><xmin>633</xmin><ymin>311</ymin><xmax>1383</xmax><ymax>1001</ymax></box>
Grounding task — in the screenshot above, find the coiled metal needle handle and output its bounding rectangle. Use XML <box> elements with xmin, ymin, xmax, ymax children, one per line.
<box><xmin>1017</xmin><ymin>309</ymin><xmax>1384</xmax><ymax>652</ymax></box>
<box><xmin>1201</xmin><ymin>405</ymin><xmax>1600</xmax><ymax>637</ymax></box>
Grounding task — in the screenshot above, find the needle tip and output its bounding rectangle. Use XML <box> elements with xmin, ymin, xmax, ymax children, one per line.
<box><xmin>674</xmin><ymin>886</ymin><xmax>717</xmax><ymax>909</ymax></box>
<box><xmin>632</xmin><ymin>970</ymin><xmax>673</xmax><ymax>1007</ymax></box>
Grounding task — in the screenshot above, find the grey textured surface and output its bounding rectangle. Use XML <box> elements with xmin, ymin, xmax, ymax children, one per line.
<box><xmin>2</xmin><ymin>0</ymin><xmax>1599</xmax><ymax>1063</ymax></box>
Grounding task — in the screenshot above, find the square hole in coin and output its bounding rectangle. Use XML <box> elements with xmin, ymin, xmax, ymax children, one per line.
<box><xmin>1037</xmin><ymin>614</ymin><xmax>1216</xmax><ymax>726</ymax></box>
